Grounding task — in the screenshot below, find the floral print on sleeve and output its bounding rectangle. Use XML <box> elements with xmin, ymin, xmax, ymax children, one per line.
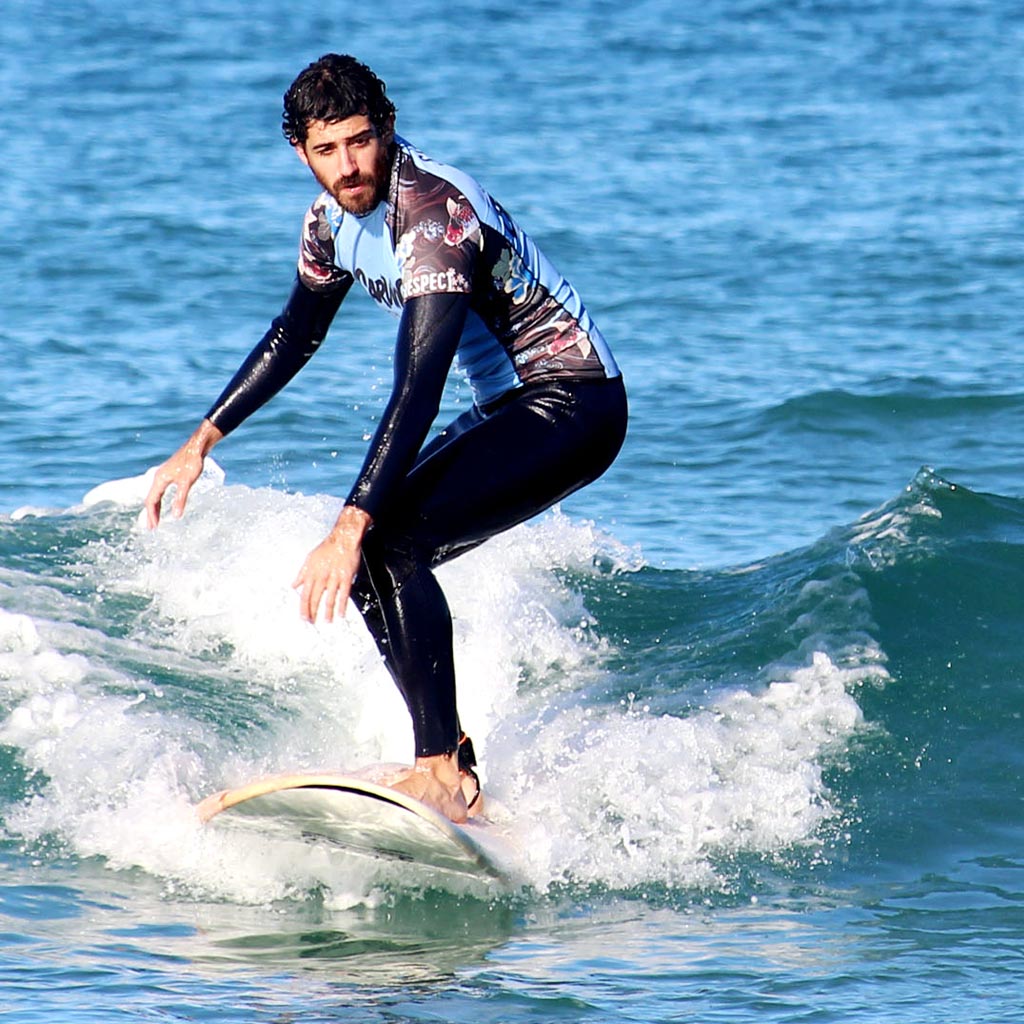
<box><xmin>297</xmin><ymin>194</ymin><xmax>353</xmax><ymax>293</ymax></box>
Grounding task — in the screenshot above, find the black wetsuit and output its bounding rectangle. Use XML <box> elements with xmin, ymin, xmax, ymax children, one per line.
<box><xmin>206</xmin><ymin>138</ymin><xmax>627</xmax><ymax>757</ymax></box>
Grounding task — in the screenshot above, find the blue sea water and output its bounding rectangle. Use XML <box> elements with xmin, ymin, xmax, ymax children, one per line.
<box><xmin>2</xmin><ymin>0</ymin><xmax>1024</xmax><ymax>1020</ymax></box>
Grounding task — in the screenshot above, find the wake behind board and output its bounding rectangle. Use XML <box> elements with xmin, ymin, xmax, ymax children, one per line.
<box><xmin>196</xmin><ymin>772</ymin><xmax>512</xmax><ymax>883</ymax></box>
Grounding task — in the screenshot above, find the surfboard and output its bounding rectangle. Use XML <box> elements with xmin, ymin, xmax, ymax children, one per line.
<box><xmin>196</xmin><ymin>772</ymin><xmax>513</xmax><ymax>883</ymax></box>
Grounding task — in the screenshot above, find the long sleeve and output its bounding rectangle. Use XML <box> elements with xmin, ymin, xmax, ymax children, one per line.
<box><xmin>345</xmin><ymin>291</ymin><xmax>469</xmax><ymax>519</ymax></box>
<box><xmin>205</xmin><ymin>274</ymin><xmax>349</xmax><ymax>436</ymax></box>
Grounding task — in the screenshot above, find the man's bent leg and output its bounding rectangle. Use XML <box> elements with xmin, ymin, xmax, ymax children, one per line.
<box><xmin>354</xmin><ymin>378</ymin><xmax>627</xmax><ymax>818</ymax></box>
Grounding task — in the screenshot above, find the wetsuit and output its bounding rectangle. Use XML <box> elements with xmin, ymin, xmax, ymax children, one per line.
<box><xmin>206</xmin><ymin>137</ymin><xmax>627</xmax><ymax>758</ymax></box>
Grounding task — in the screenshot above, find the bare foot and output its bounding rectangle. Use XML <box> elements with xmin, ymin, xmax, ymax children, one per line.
<box><xmin>383</xmin><ymin>752</ymin><xmax>469</xmax><ymax>823</ymax></box>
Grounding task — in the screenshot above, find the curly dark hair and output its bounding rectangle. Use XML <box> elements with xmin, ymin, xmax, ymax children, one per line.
<box><xmin>282</xmin><ymin>54</ymin><xmax>397</xmax><ymax>144</ymax></box>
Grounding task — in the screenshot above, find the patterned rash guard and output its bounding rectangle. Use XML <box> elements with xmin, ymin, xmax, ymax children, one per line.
<box><xmin>297</xmin><ymin>136</ymin><xmax>620</xmax><ymax>407</ymax></box>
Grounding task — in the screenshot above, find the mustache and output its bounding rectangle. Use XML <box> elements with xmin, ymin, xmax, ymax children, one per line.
<box><xmin>333</xmin><ymin>172</ymin><xmax>373</xmax><ymax>192</ymax></box>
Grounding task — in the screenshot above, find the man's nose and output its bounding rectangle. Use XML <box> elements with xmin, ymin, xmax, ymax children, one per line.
<box><xmin>336</xmin><ymin>146</ymin><xmax>357</xmax><ymax>177</ymax></box>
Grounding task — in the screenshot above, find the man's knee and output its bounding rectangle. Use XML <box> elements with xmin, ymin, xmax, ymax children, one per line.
<box><xmin>359</xmin><ymin>526</ymin><xmax>426</xmax><ymax>601</ymax></box>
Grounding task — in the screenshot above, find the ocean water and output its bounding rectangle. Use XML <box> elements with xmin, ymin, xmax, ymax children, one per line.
<box><xmin>2</xmin><ymin>0</ymin><xmax>1023</xmax><ymax>1020</ymax></box>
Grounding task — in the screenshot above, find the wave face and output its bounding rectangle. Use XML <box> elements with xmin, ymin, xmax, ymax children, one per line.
<box><xmin>4</xmin><ymin>467</ymin><xmax>1019</xmax><ymax>906</ymax></box>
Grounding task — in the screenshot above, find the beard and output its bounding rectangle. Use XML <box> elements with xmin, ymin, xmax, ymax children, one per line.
<box><xmin>329</xmin><ymin>146</ymin><xmax>392</xmax><ymax>216</ymax></box>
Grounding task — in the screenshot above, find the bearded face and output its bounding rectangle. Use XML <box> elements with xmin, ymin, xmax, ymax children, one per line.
<box><xmin>295</xmin><ymin>114</ymin><xmax>394</xmax><ymax>216</ymax></box>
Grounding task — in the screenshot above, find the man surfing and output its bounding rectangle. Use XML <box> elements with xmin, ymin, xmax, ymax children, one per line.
<box><xmin>144</xmin><ymin>54</ymin><xmax>627</xmax><ymax>822</ymax></box>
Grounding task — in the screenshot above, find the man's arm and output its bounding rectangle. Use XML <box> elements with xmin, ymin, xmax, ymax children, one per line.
<box><xmin>292</xmin><ymin>290</ymin><xmax>470</xmax><ymax>622</ymax></box>
<box><xmin>206</xmin><ymin>274</ymin><xmax>349</xmax><ymax>435</ymax></box>
<box><xmin>144</xmin><ymin>275</ymin><xmax>348</xmax><ymax>527</ymax></box>
<box><xmin>346</xmin><ymin>290</ymin><xmax>469</xmax><ymax>519</ymax></box>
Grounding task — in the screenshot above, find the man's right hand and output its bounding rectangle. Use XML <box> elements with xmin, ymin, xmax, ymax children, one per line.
<box><xmin>144</xmin><ymin>419</ymin><xmax>224</xmax><ymax>529</ymax></box>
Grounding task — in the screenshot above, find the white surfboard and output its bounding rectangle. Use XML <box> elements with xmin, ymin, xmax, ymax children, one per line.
<box><xmin>196</xmin><ymin>772</ymin><xmax>513</xmax><ymax>883</ymax></box>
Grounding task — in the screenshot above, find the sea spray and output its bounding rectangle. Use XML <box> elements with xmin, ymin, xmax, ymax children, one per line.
<box><xmin>0</xmin><ymin>468</ymin><xmax>889</xmax><ymax>901</ymax></box>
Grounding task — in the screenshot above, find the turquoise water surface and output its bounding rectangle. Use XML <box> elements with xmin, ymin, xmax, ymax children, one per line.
<box><xmin>3</xmin><ymin>1</ymin><xmax>1023</xmax><ymax>1021</ymax></box>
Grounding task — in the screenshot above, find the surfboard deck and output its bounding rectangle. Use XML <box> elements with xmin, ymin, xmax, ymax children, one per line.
<box><xmin>196</xmin><ymin>772</ymin><xmax>512</xmax><ymax>882</ymax></box>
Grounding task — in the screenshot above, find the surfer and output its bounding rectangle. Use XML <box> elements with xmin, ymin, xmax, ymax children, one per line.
<box><xmin>143</xmin><ymin>54</ymin><xmax>627</xmax><ymax>823</ymax></box>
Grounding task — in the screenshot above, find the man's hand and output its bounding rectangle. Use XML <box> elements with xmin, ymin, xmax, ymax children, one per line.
<box><xmin>144</xmin><ymin>420</ymin><xmax>224</xmax><ymax>529</ymax></box>
<box><xmin>293</xmin><ymin>505</ymin><xmax>372</xmax><ymax>623</ymax></box>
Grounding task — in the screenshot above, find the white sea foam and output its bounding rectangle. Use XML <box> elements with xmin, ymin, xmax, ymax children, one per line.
<box><xmin>0</xmin><ymin>468</ymin><xmax>875</xmax><ymax>901</ymax></box>
<box><xmin>485</xmin><ymin>650</ymin><xmax>867</xmax><ymax>891</ymax></box>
